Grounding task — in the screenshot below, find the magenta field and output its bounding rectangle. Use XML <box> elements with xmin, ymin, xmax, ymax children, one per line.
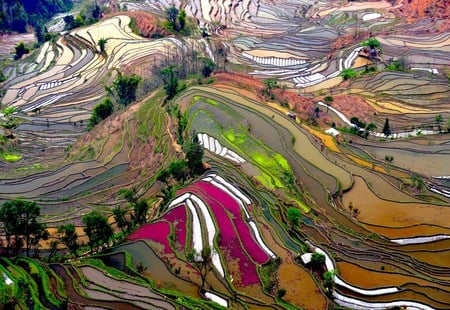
<box><xmin>162</xmin><ymin>205</ymin><xmax>188</xmax><ymax>251</ymax></box>
<box><xmin>128</xmin><ymin>221</ymin><xmax>172</xmax><ymax>255</ymax></box>
<box><xmin>179</xmin><ymin>185</ymin><xmax>260</xmax><ymax>286</ymax></box>
<box><xmin>196</xmin><ymin>181</ymin><xmax>269</xmax><ymax>264</ymax></box>
<box><xmin>126</xmin><ymin>179</ymin><xmax>273</xmax><ymax>287</ymax></box>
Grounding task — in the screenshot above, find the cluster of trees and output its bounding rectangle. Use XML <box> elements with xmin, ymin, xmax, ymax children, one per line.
<box><xmin>55</xmin><ymin>189</ymin><xmax>153</xmax><ymax>258</ymax></box>
<box><xmin>157</xmin><ymin>137</ymin><xmax>205</xmax><ymax>207</ymax></box>
<box><xmin>115</xmin><ymin>188</ymin><xmax>150</xmax><ymax>228</ymax></box>
<box><xmin>0</xmin><ymin>0</ymin><xmax>72</xmax><ymax>35</ymax></box>
<box><xmin>157</xmin><ymin>137</ymin><xmax>205</xmax><ymax>184</ymax></box>
<box><xmin>159</xmin><ymin>57</ymin><xmax>215</xmax><ymax>100</ymax></box>
<box><xmin>340</xmin><ymin>68</ymin><xmax>357</xmax><ymax>80</ymax></box>
<box><xmin>63</xmin><ymin>2</ymin><xmax>102</xmax><ymax>31</ymax></box>
<box><xmin>287</xmin><ymin>207</ymin><xmax>302</xmax><ymax>228</ymax></box>
<box><xmin>164</xmin><ymin>6</ymin><xmax>188</xmax><ymax>34</ymax></box>
<box><xmin>106</xmin><ymin>71</ymin><xmax>142</xmax><ymax>106</ymax></box>
<box><xmin>386</xmin><ymin>57</ymin><xmax>407</xmax><ymax>71</ymax></box>
<box><xmin>263</xmin><ymin>78</ymin><xmax>279</xmax><ymax>99</ymax></box>
<box><xmin>0</xmin><ymin>200</ymin><xmax>48</xmax><ymax>256</ymax></box>
<box><xmin>87</xmin><ymin>72</ymin><xmax>142</xmax><ymax>131</ymax></box>
<box><xmin>349</xmin><ymin>116</ymin><xmax>377</xmax><ymax>139</ymax></box>
<box><xmin>0</xmin><ymin>199</ymin><xmax>115</xmax><ymax>259</ymax></box>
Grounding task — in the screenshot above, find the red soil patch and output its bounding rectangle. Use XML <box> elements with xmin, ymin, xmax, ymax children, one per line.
<box><xmin>392</xmin><ymin>0</ymin><xmax>450</xmax><ymax>32</ymax></box>
<box><xmin>213</xmin><ymin>71</ymin><xmax>335</xmax><ymax>126</ymax></box>
<box><xmin>318</xmin><ymin>94</ymin><xmax>376</xmax><ymax>125</ymax></box>
<box><xmin>331</xmin><ymin>32</ymin><xmax>369</xmax><ymax>51</ymax></box>
<box><xmin>394</xmin><ymin>0</ymin><xmax>450</xmax><ymax>21</ymax></box>
<box><xmin>104</xmin><ymin>11</ymin><xmax>169</xmax><ymax>37</ymax></box>
<box><xmin>214</xmin><ymin>71</ymin><xmax>266</xmax><ymax>94</ymax></box>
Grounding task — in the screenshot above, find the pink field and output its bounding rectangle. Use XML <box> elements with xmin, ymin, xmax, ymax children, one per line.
<box><xmin>177</xmin><ymin>182</ymin><xmax>264</xmax><ymax>286</ymax></box>
<box><xmin>196</xmin><ymin>181</ymin><xmax>269</xmax><ymax>264</ymax></box>
<box><xmin>128</xmin><ymin>221</ymin><xmax>172</xmax><ymax>254</ymax></box>
<box><xmin>162</xmin><ymin>205</ymin><xmax>187</xmax><ymax>251</ymax></box>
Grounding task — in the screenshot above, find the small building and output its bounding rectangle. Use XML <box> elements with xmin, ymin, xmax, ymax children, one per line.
<box><xmin>287</xmin><ymin>111</ymin><xmax>297</xmax><ymax>120</ymax></box>
<box><xmin>3</xmin><ymin>272</ymin><xmax>13</xmax><ymax>285</ymax></box>
<box><xmin>300</xmin><ymin>253</ymin><xmax>313</xmax><ymax>265</ymax></box>
<box><xmin>325</xmin><ymin>127</ymin><xmax>340</xmax><ymax>137</ymax></box>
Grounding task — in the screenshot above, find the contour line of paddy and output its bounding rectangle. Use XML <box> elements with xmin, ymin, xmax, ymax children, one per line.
<box><xmin>365</xmin><ymin>98</ymin><xmax>437</xmax><ymax>114</ymax></box>
<box><xmin>185</xmin><ymin>85</ymin><xmax>353</xmax><ymax>190</ymax></box>
<box><xmin>186</xmin><ymin>95</ymin><xmax>325</xmax><ymax>211</ymax></box>
<box><xmin>342</xmin><ymin>175</ymin><xmax>450</xmax><ymax>237</ymax></box>
<box><xmin>183</xmin><ymin>89</ymin><xmax>343</xmax><ymax>198</ymax></box>
<box><xmin>188</xmin><ymin>106</ymin><xmax>290</xmax><ymax>193</ymax></box>
<box><xmin>337</xmin><ymin>261</ymin><xmax>450</xmax><ymax>296</ymax></box>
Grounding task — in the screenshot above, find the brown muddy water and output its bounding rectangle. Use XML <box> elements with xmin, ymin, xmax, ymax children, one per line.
<box><xmin>0</xmin><ymin>33</ymin><xmax>35</xmax><ymax>59</ymax></box>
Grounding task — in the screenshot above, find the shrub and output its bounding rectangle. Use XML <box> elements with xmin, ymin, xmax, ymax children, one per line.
<box><xmin>287</xmin><ymin>207</ymin><xmax>301</xmax><ymax>227</ymax></box>
<box><xmin>384</xmin><ymin>155</ymin><xmax>394</xmax><ymax>162</ymax></box>
<box><xmin>340</xmin><ymin>68</ymin><xmax>357</xmax><ymax>80</ymax></box>
<box><xmin>201</xmin><ymin>58</ymin><xmax>215</xmax><ymax>78</ymax></box>
<box><xmin>14</xmin><ymin>42</ymin><xmax>30</xmax><ymax>60</ymax></box>
<box><xmin>88</xmin><ymin>98</ymin><xmax>114</xmax><ymax>130</ymax></box>
<box><xmin>277</xmin><ymin>288</ymin><xmax>287</xmax><ymax>299</ymax></box>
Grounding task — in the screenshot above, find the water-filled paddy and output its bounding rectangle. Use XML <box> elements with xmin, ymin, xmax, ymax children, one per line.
<box><xmin>114</xmin><ymin>241</ymin><xmax>200</xmax><ymax>298</ymax></box>
<box><xmin>343</xmin><ymin>176</ymin><xmax>450</xmax><ymax>236</ymax></box>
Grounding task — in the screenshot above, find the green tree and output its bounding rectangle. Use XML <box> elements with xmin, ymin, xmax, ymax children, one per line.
<box><xmin>92</xmin><ymin>4</ymin><xmax>101</xmax><ymax>19</ymax></box>
<box><xmin>160</xmin><ymin>66</ymin><xmax>178</xmax><ymax>100</ymax></box>
<box><xmin>184</xmin><ymin>138</ymin><xmax>204</xmax><ymax>176</ymax></box>
<box><xmin>47</xmin><ymin>240</ymin><xmax>60</xmax><ymax>262</ymax></box>
<box><xmin>178</xmin><ymin>9</ymin><xmax>186</xmax><ymax>31</ymax></box>
<box><xmin>382</xmin><ymin>118</ymin><xmax>391</xmax><ymax>137</ymax></box>
<box><xmin>340</xmin><ymin>68</ymin><xmax>357</xmax><ymax>80</ymax></box>
<box><xmin>168</xmin><ymin>159</ymin><xmax>188</xmax><ymax>181</ymax></box>
<box><xmin>386</xmin><ymin>57</ymin><xmax>406</xmax><ymax>71</ymax></box>
<box><xmin>133</xmin><ymin>199</ymin><xmax>150</xmax><ymax>225</ymax></box>
<box><xmin>323</xmin><ymin>270</ymin><xmax>336</xmax><ymax>295</ymax></box>
<box><xmin>323</xmin><ymin>95</ymin><xmax>333</xmax><ymax>113</ymax></box>
<box><xmin>263</xmin><ymin>78</ymin><xmax>278</xmax><ymax>98</ymax></box>
<box><xmin>287</xmin><ymin>207</ymin><xmax>301</xmax><ymax>227</ymax></box>
<box><xmin>445</xmin><ymin>118</ymin><xmax>450</xmax><ymax>133</ymax></box>
<box><xmin>186</xmin><ymin>246</ymin><xmax>212</xmax><ymax>291</ymax></box>
<box><xmin>29</xmin><ymin>227</ymin><xmax>49</xmax><ymax>257</ymax></box>
<box><xmin>365</xmin><ymin>123</ymin><xmax>377</xmax><ymax>132</ymax></box>
<box><xmin>276</xmin><ymin>288</ymin><xmax>287</xmax><ymax>299</ymax></box>
<box><xmin>165</xmin><ymin>6</ymin><xmax>179</xmax><ymax>31</ymax></box>
<box><xmin>117</xmin><ymin>188</ymin><xmax>137</xmax><ymax>203</ymax></box>
<box><xmin>113</xmin><ymin>206</ymin><xmax>131</xmax><ymax>233</ymax></box>
<box><xmin>88</xmin><ymin>97</ymin><xmax>114</xmax><ymax>130</ymax></box>
<box><xmin>63</xmin><ymin>15</ymin><xmax>75</xmax><ymax>30</ymax></box>
<box><xmin>384</xmin><ymin>155</ymin><xmax>394</xmax><ymax>163</ymax></box>
<box><xmin>108</xmin><ymin>72</ymin><xmax>142</xmax><ymax>106</ymax></box>
<box><xmin>362</xmin><ymin>38</ymin><xmax>381</xmax><ymax>49</ymax></box>
<box><xmin>201</xmin><ymin>58</ymin><xmax>215</xmax><ymax>78</ymax></box>
<box><xmin>176</xmin><ymin>109</ymin><xmax>188</xmax><ymax>144</ymax></box>
<box><xmin>310</xmin><ymin>253</ymin><xmax>326</xmax><ymax>270</ymax></box>
<box><xmin>82</xmin><ymin>211</ymin><xmax>113</xmax><ymax>252</ymax></box>
<box><xmin>435</xmin><ymin>114</ymin><xmax>442</xmax><ymax>132</ymax></box>
<box><xmin>0</xmin><ymin>199</ymin><xmax>47</xmax><ymax>256</ymax></box>
<box><xmin>14</xmin><ymin>42</ymin><xmax>30</xmax><ymax>60</ymax></box>
<box><xmin>57</xmin><ymin>224</ymin><xmax>79</xmax><ymax>257</ymax></box>
<box><xmin>11</xmin><ymin>2</ymin><xmax>28</xmax><ymax>33</ymax></box>
<box><xmin>156</xmin><ymin>169</ymin><xmax>171</xmax><ymax>185</ymax></box>
<box><xmin>98</xmin><ymin>38</ymin><xmax>107</xmax><ymax>54</ymax></box>
<box><xmin>411</xmin><ymin>175</ymin><xmax>424</xmax><ymax>192</ymax></box>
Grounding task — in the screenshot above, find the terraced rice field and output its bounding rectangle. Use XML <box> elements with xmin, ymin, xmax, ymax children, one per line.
<box><xmin>1</xmin><ymin>1</ymin><xmax>449</xmax><ymax>309</ymax></box>
<box><xmin>1</xmin><ymin>15</ymin><xmax>182</xmax><ymax>169</ymax></box>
